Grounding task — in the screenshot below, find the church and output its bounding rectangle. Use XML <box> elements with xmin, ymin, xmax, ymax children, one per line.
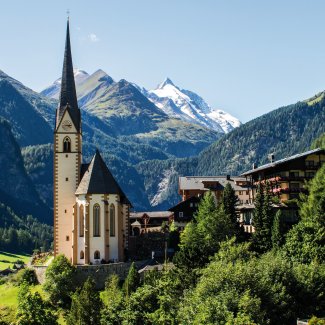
<box><xmin>53</xmin><ymin>20</ymin><xmax>131</xmax><ymax>265</ymax></box>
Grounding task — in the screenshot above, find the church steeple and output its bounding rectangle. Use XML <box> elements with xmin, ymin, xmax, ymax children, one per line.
<box><xmin>56</xmin><ymin>18</ymin><xmax>81</xmax><ymax>131</ymax></box>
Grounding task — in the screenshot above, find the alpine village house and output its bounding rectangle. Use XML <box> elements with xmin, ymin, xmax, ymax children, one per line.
<box><xmin>54</xmin><ymin>20</ymin><xmax>131</xmax><ymax>265</ymax></box>
<box><xmin>170</xmin><ymin>148</ymin><xmax>324</xmax><ymax>232</ymax></box>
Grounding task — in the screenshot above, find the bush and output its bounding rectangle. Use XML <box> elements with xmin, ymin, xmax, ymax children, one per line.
<box><xmin>0</xmin><ymin>306</ymin><xmax>16</xmax><ymax>325</ymax></box>
<box><xmin>16</xmin><ymin>283</ymin><xmax>57</xmax><ymax>325</ymax></box>
<box><xmin>43</xmin><ymin>254</ymin><xmax>76</xmax><ymax>307</ymax></box>
<box><xmin>19</xmin><ymin>268</ymin><xmax>38</xmax><ymax>285</ymax></box>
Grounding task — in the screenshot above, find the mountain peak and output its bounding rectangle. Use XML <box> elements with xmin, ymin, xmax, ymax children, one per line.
<box><xmin>157</xmin><ymin>77</ymin><xmax>175</xmax><ymax>89</ymax></box>
<box><xmin>92</xmin><ymin>69</ymin><xmax>108</xmax><ymax>77</ymax></box>
<box><xmin>74</xmin><ymin>69</ymin><xmax>89</xmax><ymax>78</ymax></box>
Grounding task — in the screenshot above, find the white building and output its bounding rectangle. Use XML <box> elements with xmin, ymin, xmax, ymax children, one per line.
<box><xmin>53</xmin><ymin>20</ymin><xmax>131</xmax><ymax>265</ymax></box>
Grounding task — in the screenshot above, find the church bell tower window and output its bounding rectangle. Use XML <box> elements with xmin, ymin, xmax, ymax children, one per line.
<box><xmin>63</xmin><ymin>137</ymin><xmax>71</xmax><ymax>152</ymax></box>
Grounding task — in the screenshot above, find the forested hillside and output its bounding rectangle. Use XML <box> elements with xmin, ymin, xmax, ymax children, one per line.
<box><xmin>137</xmin><ymin>96</ymin><xmax>325</xmax><ymax>209</ymax></box>
<box><xmin>197</xmin><ymin>98</ymin><xmax>325</xmax><ymax>175</ymax></box>
<box><xmin>0</xmin><ymin>119</ymin><xmax>51</xmax><ymax>223</ymax></box>
<box><xmin>0</xmin><ymin>69</ymin><xmax>221</xmax><ymax>215</ymax></box>
<box><xmin>0</xmin><ymin>68</ymin><xmax>324</xmax><ymax>214</ymax></box>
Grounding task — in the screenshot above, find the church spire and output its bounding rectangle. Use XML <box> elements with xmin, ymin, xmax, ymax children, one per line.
<box><xmin>56</xmin><ymin>18</ymin><xmax>80</xmax><ymax>131</ymax></box>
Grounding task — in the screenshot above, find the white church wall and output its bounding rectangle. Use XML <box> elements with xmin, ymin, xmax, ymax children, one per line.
<box><xmin>54</xmin><ymin>110</ymin><xmax>81</xmax><ymax>261</ymax></box>
<box><xmin>89</xmin><ymin>195</ymin><xmax>106</xmax><ymax>264</ymax></box>
<box><xmin>76</xmin><ymin>197</ymin><xmax>86</xmax><ymax>264</ymax></box>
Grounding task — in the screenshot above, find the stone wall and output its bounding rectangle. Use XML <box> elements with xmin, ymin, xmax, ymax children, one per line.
<box><xmin>32</xmin><ymin>261</ymin><xmax>143</xmax><ymax>289</ymax></box>
<box><xmin>32</xmin><ymin>265</ymin><xmax>48</xmax><ymax>284</ymax></box>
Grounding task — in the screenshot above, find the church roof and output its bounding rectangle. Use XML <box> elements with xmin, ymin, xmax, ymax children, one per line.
<box><xmin>56</xmin><ymin>19</ymin><xmax>81</xmax><ymax>131</ymax></box>
<box><xmin>76</xmin><ymin>150</ymin><xmax>131</xmax><ymax>205</ymax></box>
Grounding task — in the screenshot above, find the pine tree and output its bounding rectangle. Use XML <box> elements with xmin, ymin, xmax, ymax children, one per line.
<box><xmin>222</xmin><ymin>183</ymin><xmax>238</xmax><ymax>226</ymax></box>
<box><xmin>262</xmin><ymin>182</ymin><xmax>274</xmax><ymax>250</ymax></box>
<box><xmin>101</xmin><ymin>274</ymin><xmax>124</xmax><ymax>324</ymax></box>
<box><xmin>271</xmin><ymin>210</ymin><xmax>285</xmax><ymax>249</ymax></box>
<box><xmin>284</xmin><ymin>164</ymin><xmax>325</xmax><ymax>263</ymax></box>
<box><xmin>252</xmin><ymin>184</ymin><xmax>264</xmax><ymax>250</ymax></box>
<box><xmin>123</xmin><ymin>262</ymin><xmax>140</xmax><ymax>297</ymax></box>
<box><xmin>174</xmin><ymin>191</ymin><xmax>236</xmax><ymax>273</ymax></box>
<box><xmin>253</xmin><ymin>183</ymin><xmax>274</xmax><ymax>253</ymax></box>
<box><xmin>221</xmin><ymin>183</ymin><xmax>244</xmax><ymax>239</ymax></box>
<box><xmin>66</xmin><ymin>277</ymin><xmax>102</xmax><ymax>325</ymax></box>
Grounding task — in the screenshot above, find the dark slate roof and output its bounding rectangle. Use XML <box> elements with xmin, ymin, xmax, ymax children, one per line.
<box><xmin>55</xmin><ymin>20</ymin><xmax>81</xmax><ymax>131</ymax></box>
<box><xmin>178</xmin><ymin>176</ymin><xmax>252</xmax><ymax>192</ymax></box>
<box><xmin>80</xmin><ymin>163</ymin><xmax>90</xmax><ymax>180</ymax></box>
<box><xmin>168</xmin><ymin>196</ymin><xmax>201</xmax><ymax>212</ymax></box>
<box><xmin>241</xmin><ymin>148</ymin><xmax>325</xmax><ymax>176</ymax></box>
<box><xmin>76</xmin><ymin>150</ymin><xmax>131</xmax><ymax>205</ymax></box>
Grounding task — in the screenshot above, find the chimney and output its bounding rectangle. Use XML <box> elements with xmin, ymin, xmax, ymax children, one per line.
<box><xmin>253</xmin><ymin>163</ymin><xmax>258</xmax><ymax>169</ymax></box>
<box><xmin>226</xmin><ymin>175</ymin><xmax>231</xmax><ymax>180</ymax></box>
<box><xmin>269</xmin><ymin>154</ymin><xmax>275</xmax><ymax>163</ymax></box>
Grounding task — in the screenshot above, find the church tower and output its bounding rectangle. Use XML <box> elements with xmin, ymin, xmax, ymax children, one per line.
<box><xmin>53</xmin><ymin>19</ymin><xmax>82</xmax><ymax>260</ymax></box>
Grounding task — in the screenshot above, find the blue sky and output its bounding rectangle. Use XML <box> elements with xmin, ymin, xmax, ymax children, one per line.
<box><xmin>1</xmin><ymin>0</ymin><xmax>325</xmax><ymax>122</ymax></box>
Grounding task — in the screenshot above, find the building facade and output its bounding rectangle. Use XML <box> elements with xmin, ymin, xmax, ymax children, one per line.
<box><xmin>179</xmin><ymin>176</ymin><xmax>254</xmax><ymax>205</ymax></box>
<box><xmin>241</xmin><ymin>148</ymin><xmax>325</xmax><ymax>201</ymax></box>
<box><xmin>129</xmin><ymin>211</ymin><xmax>173</xmax><ymax>236</ymax></box>
<box><xmin>54</xmin><ymin>20</ymin><xmax>131</xmax><ymax>265</ymax></box>
<box><xmin>172</xmin><ymin>176</ymin><xmax>255</xmax><ymax>230</ymax></box>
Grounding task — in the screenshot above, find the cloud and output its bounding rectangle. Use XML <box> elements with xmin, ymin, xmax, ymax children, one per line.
<box><xmin>88</xmin><ymin>33</ymin><xmax>100</xmax><ymax>42</ymax></box>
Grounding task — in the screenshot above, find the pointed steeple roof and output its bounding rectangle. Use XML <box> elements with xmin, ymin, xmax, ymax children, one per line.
<box><xmin>76</xmin><ymin>150</ymin><xmax>131</xmax><ymax>205</ymax></box>
<box><xmin>56</xmin><ymin>19</ymin><xmax>81</xmax><ymax>131</ymax></box>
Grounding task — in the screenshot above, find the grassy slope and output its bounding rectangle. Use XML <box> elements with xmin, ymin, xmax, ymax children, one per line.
<box><xmin>0</xmin><ymin>283</ymin><xmax>66</xmax><ymax>324</ymax></box>
<box><xmin>0</xmin><ymin>252</ymin><xmax>31</xmax><ymax>271</ymax></box>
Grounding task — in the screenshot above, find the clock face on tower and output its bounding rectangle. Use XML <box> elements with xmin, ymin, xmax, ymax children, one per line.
<box><xmin>62</xmin><ymin>120</ymin><xmax>72</xmax><ymax>131</ymax></box>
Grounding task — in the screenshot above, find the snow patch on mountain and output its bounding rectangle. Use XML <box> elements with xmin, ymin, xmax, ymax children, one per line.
<box><xmin>144</xmin><ymin>78</ymin><xmax>241</xmax><ymax>133</ymax></box>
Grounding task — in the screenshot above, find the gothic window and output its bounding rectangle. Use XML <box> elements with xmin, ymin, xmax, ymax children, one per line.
<box><xmin>80</xmin><ymin>251</ymin><xmax>84</xmax><ymax>259</ymax></box>
<box><xmin>93</xmin><ymin>204</ymin><xmax>100</xmax><ymax>237</ymax></box>
<box><xmin>79</xmin><ymin>205</ymin><xmax>84</xmax><ymax>237</ymax></box>
<box><xmin>63</xmin><ymin>137</ymin><xmax>71</xmax><ymax>152</ymax></box>
<box><xmin>94</xmin><ymin>250</ymin><xmax>100</xmax><ymax>260</ymax></box>
<box><xmin>110</xmin><ymin>204</ymin><xmax>115</xmax><ymax>237</ymax></box>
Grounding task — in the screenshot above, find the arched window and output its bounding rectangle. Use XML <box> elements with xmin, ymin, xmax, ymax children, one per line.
<box><xmin>94</xmin><ymin>250</ymin><xmax>100</xmax><ymax>260</ymax></box>
<box><xmin>110</xmin><ymin>204</ymin><xmax>115</xmax><ymax>237</ymax></box>
<box><xmin>93</xmin><ymin>204</ymin><xmax>100</xmax><ymax>237</ymax></box>
<box><xmin>79</xmin><ymin>205</ymin><xmax>84</xmax><ymax>237</ymax></box>
<box><xmin>63</xmin><ymin>137</ymin><xmax>71</xmax><ymax>152</ymax></box>
<box><xmin>80</xmin><ymin>251</ymin><xmax>84</xmax><ymax>259</ymax></box>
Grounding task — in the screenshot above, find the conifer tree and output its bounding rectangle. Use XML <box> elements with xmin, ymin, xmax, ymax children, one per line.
<box><xmin>253</xmin><ymin>183</ymin><xmax>274</xmax><ymax>253</ymax></box>
<box><xmin>284</xmin><ymin>164</ymin><xmax>325</xmax><ymax>263</ymax></box>
<box><xmin>174</xmin><ymin>191</ymin><xmax>216</xmax><ymax>272</ymax></box>
<box><xmin>66</xmin><ymin>277</ymin><xmax>102</xmax><ymax>325</ymax></box>
<box><xmin>101</xmin><ymin>274</ymin><xmax>124</xmax><ymax>324</ymax></box>
<box><xmin>123</xmin><ymin>262</ymin><xmax>140</xmax><ymax>297</ymax></box>
<box><xmin>174</xmin><ymin>191</ymin><xmax>236</xmax><ymax>273</ymax></box>
<box><xmin>221</xmin><ymin>183</ymin><xmax>244</xmax><ymax>239</ymax></box>
<box><xmin>271</xmin><ymin>209</ymin><xmax>285</xmax><ymax>249</ymax></box>
<box><xmin>262</xmin><ymin>182</ymin><xmax>274</xmax><ymax>250</ymax></box>
<box><xmin>222</xmin><ymin>183</ymin><xmax>238</xmax><ymax>226</ymax></box>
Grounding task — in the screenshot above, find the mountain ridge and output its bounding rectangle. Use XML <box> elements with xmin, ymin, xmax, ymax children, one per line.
<box><xmin>42</xmin><ymin>70</ymin><xmax>241</xmax><ymax>133</ymax></box>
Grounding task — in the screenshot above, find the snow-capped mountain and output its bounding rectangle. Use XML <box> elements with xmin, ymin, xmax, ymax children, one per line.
<box><xmin>42</xmin><ymin>70</ymin><xmax>240</xmax><ymax>134</ymax></box>
<box><xmin>144</xmin><ymin>78</ymin><xmax>241</xmax><ymax>133</ymax></box>
<box><xmin>41</xmin><ymin>69</ymin><xmax>89</xmax><ymax>98</ymax></box>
